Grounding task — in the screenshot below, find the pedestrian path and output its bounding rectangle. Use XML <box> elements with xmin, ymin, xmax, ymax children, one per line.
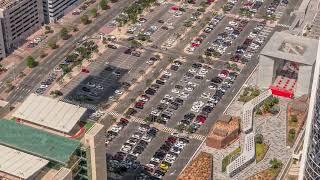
<box><xmin>276</xmin><ymin>23</ymin><xmax>290</xmax><ymax>28</ymax></box>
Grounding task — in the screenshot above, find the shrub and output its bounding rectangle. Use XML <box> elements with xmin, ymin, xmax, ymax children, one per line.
<box><xmin>26</xmin><ymin>55</ymin><xmax>38</xmax><ymax>68</ymax></box>
<box><xmin>290</xmin><ymin>115</ymin><xmax>298</xmax><ymax>123</ymax></box>
<box><xmin>60</xmin><ymin>27</ymin><xmax>70</xmax><ymax>40</ymax></box>
<box><xmin>255</xmin><ymin>134</ymin><xmax>264</xmax><ymax>144</ymax></box>
<box><xmin>80</xmin><ymin>15</ymin><xmax>90</xmax><ymax>25</ymax></box>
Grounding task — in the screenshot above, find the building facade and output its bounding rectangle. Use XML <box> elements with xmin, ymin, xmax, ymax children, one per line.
<box><xmin>0</xmin><ymin>0</ymin><xmax>44</xmax><ymax>59</ymax></box>
<box><xmin>299</xmin><ymin>38</ymin><xmax>320</xmax><ymax>180</ymax></box>
<box><xmin>43</xmin><ymin>0</ymin><xmax>81</xmax><ymax>23</ymax></box>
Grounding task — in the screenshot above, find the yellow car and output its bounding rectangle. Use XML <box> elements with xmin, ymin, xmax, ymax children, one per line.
<box><xmin>159</xmin><ymin>163</ymin><xmax>169</xmax><ymax>170</ymax></box>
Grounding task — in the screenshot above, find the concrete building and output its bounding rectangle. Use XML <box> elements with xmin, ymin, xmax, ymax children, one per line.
<box><xmin>84</xmin><ymin>123</ymin><xmax>107</xmax><ymax>180</ymax></box>
<box><xmin>43</xmin><ymin>0</ymin><xmax>81</xmax><ymax>23</ymax></box>
<box><xmin>0</xmin><ymin>0</ymin><xmax>44</xmax><ymax>59</ymax></box>
<box><xmin>257</xmin><ymin>32</ymin><xmax>319</xmax><ymax>98</ymax></box>
<box><xmin>299</xmin><ymin>38</ymin><xmax>320</xmax><ymax>180</ymax></box>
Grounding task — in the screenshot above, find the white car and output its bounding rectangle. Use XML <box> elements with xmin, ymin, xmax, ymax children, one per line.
<box><xmin>201</xmin><ymin>92</ymin><xmax>211</xmax><ymax>99</ymax></box>
<box><xmin>164</xmin><ymin>94</ymin><xmax>174</xmax><ymax>101</ymax></box>
<box><xmin>142</xmin><ymin>135</ymin><xmax>153</xmax><ymax>142</ymax></box>
<box><xmin>115</xmin><ymin>90</ymin><xmax>123</xmax><ymax>95</ymax></box>
<box><xmin>120</xmin><ymin>144</ymin><xmax>133</xmax><ymax>153</ymax></box>
<box><xmin>151</xmin><ymin>157</ymin><xmax>161</xmax><ymax>163</ymax></box>
<box><xmin>191</xmin><ymin>106</ymin><xmax>201</xmax><ymax>113</ymax></box>
<box><xmin>163</xmin><ymin>70</ymin><xmax>172</xmax><ymax>77</ymax></box>
<box><xmin>179</xmin><ymin>91</ymin><xmax>189</xmax><ymax>99</ymax></box>
<box><xmin>110</xmin><ymin>125</ymin><xmax>122</xmax><ymax>133</ymax></box>
<box><xmin>40</xmin><ymin>85</ymin><xmax>48</xmax><ymax>89</ymax></box>
<box><xmin>171</xmin><ymin>88</ymin><xmax>180</xmax><ymax>94</ymax></box>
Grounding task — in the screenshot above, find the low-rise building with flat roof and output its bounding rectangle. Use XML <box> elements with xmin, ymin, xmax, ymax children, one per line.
<box><xmin>12</xmin><ymin>93</ymin><xmax>87</xmax><ymax>133</ymax></box>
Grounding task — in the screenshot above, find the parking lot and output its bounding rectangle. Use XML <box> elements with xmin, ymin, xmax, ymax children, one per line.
<box><xmin>43</xmin><ymin>0</ymin><xmax>299</xmax><ymax>179</ymax></box>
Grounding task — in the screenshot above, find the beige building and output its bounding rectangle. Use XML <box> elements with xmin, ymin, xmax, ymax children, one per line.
<box><xmin>0</xmin><ymin>0</ymin><xmax>44</xmax><ymax>59</ymax></box>
<box><xmin>84</xmin><ymin>123</ymin><xmax>107</xmax><ymax>180</ymax></box>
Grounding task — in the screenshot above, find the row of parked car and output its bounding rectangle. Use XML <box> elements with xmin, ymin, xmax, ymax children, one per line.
<box><xmin>186</xmin><ymin>13</ymin><xmax>225</xmax><ymax>53</ymax></box>
<box><xmin>134</xmin><ymin>59</ymin><xmax>183</xmax><ymax>110</ymax></box>
<box><xmin>240</xmin><ymin>0</ymin><xmax>264</xmax><ymax>16</ymax></box>
<box><xmin>230</xmin><ymin>23</ymin><xmax>267</xmax><ymax>64</ymax></box>
<box><xmin>266</xmin><ymin>0</ymin><xmax>284</xmax><ymax>18</ymax></box>
<box><xmin>143</xmin><ymin>135</ymin><xmax>190</xmax><ymax>179</ymax></box>
<box><xmin>206</xmin><ymin>19</ymin><xmax>248</xmax><ymax>57</ymax></box>
<box><xmin>105</xmin><ymin>118</ymin><xmax>129</xmax><ymax>146</ymax></box>
<box><xmin>177</xmin><ymin>68</ymin><xmax>239</xmax><ymax>133</ymax></box>
<box><xmin>35</xmin><ymin>73</ymin><xmax>57</xmax><ymax>95</ymax></box>
<box><xmin>222</xmin><ymin>0</ymin><xmax>238</xmax><ymax>12</ymax></box>
<box><xmin>108</xmin><ymin>124</ymin><xmax>159</xmax><ymax>175</ymax></box>
<box><xmin>148</xmin><ymin>62</ymin><xmax>212</xmax><ymax>125</ymax></box>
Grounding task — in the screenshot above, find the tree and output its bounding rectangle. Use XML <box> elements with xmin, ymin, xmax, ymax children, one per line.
<box><xmin>50</xmin><ymin>90</ymin><xmax>63</xmax><ymax>97</ymax></box>
<box><xmin>90</xmin><ymin>8</ymin><xmax>98</xmax><ymax>18</ymax></box>
<box><xmin>48</xmin><ymin>39</ymin><xmax>58</xmax><ymax>49</ymax></box>
<box><xmin>100</xmin><ymin>0</ymin><xmax>110</xmax><ymax>10</ymax></box>
<box><xmin>60</xmin><ymin>27</ymin><xmax>70</xmax><ymax>40</ymax></box>
<box><xmin>290</xmin><ymin>115</ymin><xmax>298</xmax><ymax>123</ymax></box>
<box><xmin>26</xmin><ymin>55</ymin><xmax>38</xmax><ymax>68</ymax></box>
<box><xmin>270</xmin><ymin>158</ymin><xmax>282</xmax><ymax>169</ymax></box>
<box><xmin>255</xmin><ymin>134</ymin><xmax>263</xmax><ymax>144</ymax></box>
<box><xmin>80</xmin><ymin>15</ymin><xmax>90</xmax><ymax>25</ymax></box>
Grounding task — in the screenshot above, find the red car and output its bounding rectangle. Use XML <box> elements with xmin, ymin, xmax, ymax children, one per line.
<box><xmin>166</xmin><ymin>136</ymin><xmax>177</xmax><ymax>143</ymax></box>
<box><xmin>196</xmin><ymin>115</ymin><xmax>206</xmax><ymax>124</ymax></box>
<box><xmin>135</xmin><ymin>101</ymin><xmax>145</xmax><ymax>109</ymax></box>
<box><xmin>120</xmin><ymin>118</ymin><xmax>129</xmax><ymax>124</ymax></box>
<box><xmin>171</xmin><ymin>6</ymin><xmax>179</xmax><ymax>10</ymax></box>
<box><xmin>81</xmin><ymin>68</ymin><xmax>90</xmax><ymax>73</ymax></box>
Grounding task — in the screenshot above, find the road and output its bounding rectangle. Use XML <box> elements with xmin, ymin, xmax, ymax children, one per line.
<box><xmin>5</xmin><ymin>0</ymin><xmax>137</xmax><ymax>104</ymax></box>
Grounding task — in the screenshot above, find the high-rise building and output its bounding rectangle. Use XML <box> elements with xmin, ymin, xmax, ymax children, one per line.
<box><xmin>0</xmin><ymin>0</ymin><xmax>44</xmax><ymax>59</ymax></box>
<box><xmin>299</xmin><ymin>38</ymin><xmax>320</xmax><ymax>180</ymax></box>
<box><xmin>43</xmin><ymin>0</ymin><xmax>81</xmax><ymax>23</ymax></box>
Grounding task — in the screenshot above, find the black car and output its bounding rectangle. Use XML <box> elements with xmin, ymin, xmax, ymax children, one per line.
<box><xmin>184</xmin><ymin>113</ymin><xmax>195</xmax><ymax>120</ymax></box>
<box><xmin>145</xmin><ymin>88</ymin><xmax>156</xmax><ymax>95</ymax></box>
<box><xmin>161</xmin><ymin>26</ymin><xmax>169</xmax><ymax>30</ymax></box>
<box><xmin>156</xmin><ymin>80</ymin><xmax>165</xmax><ymax>85</ymax></box>
<box><xmin>192</xmin><ymin>63</ymin><xmax>202</xmax><ymax>68</ymax></box>
<box><xmin>113</xmin><ymin>152</ymin><xmax>126</xmax><ymax>161</ymax></box>
<box><xmin>124</xmin><ymin>48</ymin><xmax>134</xmax><ymax>54</ymax></box>
<box><xmin>170</xmin><ymin>65</ymin><xmax>179</xmax><ymax>71</ymax></box>
<box><xmin>211</xmin><ymin>77</ymin><xmax>223</xmax><ymax>84</ymax></box>
<box><xmin>107</xmin><ymin>44</ymin><xmax>117</xmax><ymax>49</ymax></box>
<box><xmin>82</xmin><ymin>86</ymin><xmax>91</xmax><ymax>92</ymax></box>
<box><xmin>175</xmin><ymin>98</ymin><xmax>184</xmax><ymax>105</ymax></box>
<box><xmin>202</xmin><ymin>106</ymin><xmax>213</xmax><ymax>113</ymax></box>
<box><xmin>147</xmin><ymin>127</ymin><xmax>159</xmax><ymax>137</ymax></box>
<box><xmin>131</xmin><ymin>51</ymin><xmax>141</xmax><ymax>57</ymax></box>
<box><xmin>158</xmin><ymin>19</ymin><xmax>164</xmax><ymax>23</ymax></box>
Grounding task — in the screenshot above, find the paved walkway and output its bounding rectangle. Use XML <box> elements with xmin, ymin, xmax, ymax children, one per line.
<box><xmin>201</xmin><ymin>98</ymin><xmax>292</xmax><ymax>179</ymax></box>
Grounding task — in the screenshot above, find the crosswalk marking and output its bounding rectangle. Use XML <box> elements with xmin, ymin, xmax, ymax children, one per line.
<box><xmin>190</xmin><ymin>134</ymin><xmax>206</xmax><ymax>141</ymax></box>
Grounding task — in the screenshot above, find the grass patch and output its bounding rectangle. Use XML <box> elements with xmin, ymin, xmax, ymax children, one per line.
<box><xmin>84</xmin><ymin>121</ymin><xmax>94</xmax><ymax>131</ymax></box>
<box><xmin>256</xmin><ymin>143</ymin><xmax>268</xmax><ymax>163</ymax></box>
<box><xmin>222</xmin><ymin>147</ymin><xmax>241</xmax><ymax>172</ymax></box>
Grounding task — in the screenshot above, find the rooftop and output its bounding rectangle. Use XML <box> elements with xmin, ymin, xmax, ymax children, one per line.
<box><xmin>261</xmin><ymin>32</ymin><xmax>319</xmax><ymax>65</ymax></box>
<box><xmin>12</xmin><ymin>93</ymin><xmax>87</xmax><ymax>133</ymax></box>
<box><xmin>0</xmin><ymin>119</ymin><xmax>80</xmax><ymax>164</ymax></box>
<box><xmin>178</xmin><ymin>152</ymin><xmax>213</xmax><ymax>180</ymax></box>
<box><xmin>0</xmin><ymin>145</ymin><xmax>49</xmax><ymax>179</ymax></box>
